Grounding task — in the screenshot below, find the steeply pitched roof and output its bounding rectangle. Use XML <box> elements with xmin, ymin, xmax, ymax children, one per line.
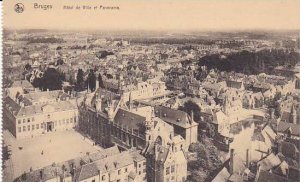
<box><xmin>277</xmin><ymin>122</ymin><xmax>300</xmax><ymax>137</ymax></box>
<box><xmin>257</xmin><ymin>153</ymin><xmax>281</xmax><ymax>171</ymax></box>
<box><xmin>154</xmin><ymin>106</ymin><xmax>197</xmax><ymax>129</ymax></box>
<box><xmin>256</xmin><ymin>170</ymin><xmax>297</xmax><ymax>182</ymax></box>
<box><xmin>114</xmin><ymin>108</ymin><xmax>146</xmax><ymax>131</ymax></box>
<box><xmin>77</xmin><ymin>151</ymin><xmax>139</xmax><ymax>181</ymax></box>
<box><xmin>17</xmin><ymin>101</ymin><xmax>77</xmax><ymax>117</ymax></box>
<box><xmin>10</xmin><ymin>80</ymin><xmax>33</xmax><ymax>88</ymax></box>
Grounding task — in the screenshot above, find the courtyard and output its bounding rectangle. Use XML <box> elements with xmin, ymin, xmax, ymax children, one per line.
<box><xmin>3</xmin><ymin>129</ymin><xmax>102</xmax><ymax>182</ymax></box>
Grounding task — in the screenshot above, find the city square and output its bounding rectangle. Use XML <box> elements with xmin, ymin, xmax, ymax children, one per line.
<box><xmin>3</xmin><ymin>129</ymin><xmax>101</xmax><ymax>182</ymax></box>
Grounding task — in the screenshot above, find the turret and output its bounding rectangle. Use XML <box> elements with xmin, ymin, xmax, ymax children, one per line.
<box><xmin>95</xmin><ymin>96</ymin><xmax>102</xmax><ymax>112</ymax></box>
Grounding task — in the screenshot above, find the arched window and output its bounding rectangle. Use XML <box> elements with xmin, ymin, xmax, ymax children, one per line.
<box><xmin>155</xmin><ymin>136</ymin><xmax>162</xmax><ymax>145</ymax></box>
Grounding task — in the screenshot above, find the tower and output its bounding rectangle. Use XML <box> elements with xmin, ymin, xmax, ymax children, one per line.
<box><xmin>290</xmin><ymin>104</ymin><xmax>297</xmax><ymax>124</ymax></box>
<box><xmin>223</xmin><ymin>96</ymin><xmax>229</xmax><ymax>115</ymax></box>
<box><xmin>145</xmin><ymin>107</ymin><xmax>155</xmax><ymax>143</ymax></box>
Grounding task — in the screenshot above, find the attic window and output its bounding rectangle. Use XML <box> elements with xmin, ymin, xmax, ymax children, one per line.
<box><xmin>163</xmin><ymin>113</ymin><xmax>167</xmax><ymax>117</ymax></box>
<box><xmin>177</xmin><ymin>118</ymin><xmax>181</xmax><ymax>122</ymax></box>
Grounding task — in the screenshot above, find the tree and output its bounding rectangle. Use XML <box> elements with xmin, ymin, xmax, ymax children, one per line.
<box><xmin>56</xmin><ymin>59</ymin><xmax>64</xmax><ymax>66</ymax></box>
<box><xmin>41</xmin><ymin>68</ymin><xmax>63</xmax><ymax>91</ymax></box>
<box><xmin>76</xmin><ymin>69</ymin><xmax>84</xmax><ymax>91</ymax></box>
<box><xmin>98</xmin><ymin>73</ymin><xmax>104</xmax><ymax>88</ymax></box>
<box><xmin>187</xmin><ymin>139</ymin><xmax>222</xmax><ymax>182</ymax></box>
<box><xmin>178</xmin><ymin>100</ymin><xmax>201</xmax><ymax>122</ymax></box>
<box><xmin>87</xmin><ymin>69</ymin><xmax>96</xmax><ymax>92</ymax></box>
<box><xmin>205</xmin><ymin>123</ymin><xmax>216</xmax><ymax>138</ymax></box>
<box><xmin>24</xmin><ymin>63</ymin><xmax>32</xmax><ymax>71</ymax></box>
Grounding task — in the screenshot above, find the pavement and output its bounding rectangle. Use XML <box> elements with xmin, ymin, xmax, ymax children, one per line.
<box><xmin>2</xmin><ymin>129</ymin><xmax>102</xmax><ymax>182</ymax></box>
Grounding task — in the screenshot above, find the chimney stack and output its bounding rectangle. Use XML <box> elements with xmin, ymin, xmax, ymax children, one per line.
<box><xmin>40</xmin><ymin>170</ymin><xmax>43</xmax><ymax>180</ymax></box>
<box><xmin>190</xmin><ymin>110</ymin><xmax>194</xmax><ymax>122</ymax></box>
<box><xmin>230</xmin><ymin>149</ymin><xmax>234</xmax><ymax>175</ymax></box>
<box><xmin>246</xmin><ymin>149</ymin><xmax>249</xmax><ymax>168</ymax></box>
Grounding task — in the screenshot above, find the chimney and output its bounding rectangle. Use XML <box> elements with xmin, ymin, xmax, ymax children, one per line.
<box><xmin>270</xmin><ymin>108</ymin><xmax>275</xmax><ymax>119</ymax></box>
<box><xmin>40</xmin><ymin>170</ymin><xmax>43</xmax><ymax>180</ymax></box>
<box><xmin>246</xmin><ymin>149</ymin><xmax>249</xmax><ymax>168</ymax></box>
<box><xmin>171</xmin><ymin>142</ymin><xmax>175</xmax><ymax>152</ymax></box>
<box><xmin>47</xmin><ymin>88</ymin><xmax>49</xmax><ymax>92</ymax></box>
<box><xmin>230</xmin><ymin>149</ymin><xmax>234</xmax><ymax>175</ymax></box>
<box><xmin>190</xmin><ymin>110</ymin><xmax>194</xmax><ymax>122</ymax></box>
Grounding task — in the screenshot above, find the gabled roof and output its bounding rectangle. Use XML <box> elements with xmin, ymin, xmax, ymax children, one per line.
<box><xmin>256</xmin><ymin>170</ymin><xmax>297</xmax><ymax>182</ymax></box>
<box><xmin>277</xmin><ymin>122</ymin><xmax>300</xmax><ymax>137</ymax></box>
<box><xmin>154</xmin><ymin>106</ymin><xmax>197</xmax><ymax>129</ymax></box>
<box><xmin>257</xmin><ymin>153</ymin><xmax>281</xmax><ymax>171</ymax></box>
<box><xmin>10</xmin><ymin>80</ymin><xmax>33</xmax><ymax>88</ymax></box>
<box><xmin>77</xmin><ymin>151</ymin><xmax>139</xmax><ymax>181</ymax></box>
<box><xmin>114</xmin><ymin>108</ymin><xmax>146</xmax><ymax>131</ymax></box>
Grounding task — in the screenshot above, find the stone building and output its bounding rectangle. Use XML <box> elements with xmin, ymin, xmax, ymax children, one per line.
<box><xmin>3</xmin><ymin>90</ymin><xmax>78</xmax><ymax>139</ymax></box>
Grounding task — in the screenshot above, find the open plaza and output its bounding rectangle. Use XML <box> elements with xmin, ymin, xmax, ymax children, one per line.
<box><xmin>2</xmin><ymin>129</ymin><xmax>101</xmax><ymax>182</ymax></box>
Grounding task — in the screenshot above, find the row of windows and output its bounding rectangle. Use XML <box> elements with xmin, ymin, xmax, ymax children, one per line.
<box><xmin>17</xmin><ymin>117</ymin><xmax>76</xmax><ymax>126</ymax></box>
<box><xmin>18</xmin><ymin>124</ymin><xmax>41</xmax><ymax>132</ymax></box>
<box><xmin>166</xmin><ymin>165</ymin><xmax>175</xmax><ymax>175</ymax></box>
<box><xmin>17</xmin><ymin>117</ymin><xmax>76</xmax><ymax>125</ymax></box>
<box><xmin>17</xmin><ymin>117</ymin><xmax>35</xmax><ymax>124</ymax></box>
<box><xmin>94</xmin><ymin>168</ymin><xmax>146</xmax><ymax>182</ymax></box>
<box><xmin>100</xmin><ymin>167</ymin><xmax>128</xmax><ymax>181</ymax></box>
<box><xmin>53</xmin><ymin>118</ymin><xmax>76</xmax><ymax>126</ymax></box>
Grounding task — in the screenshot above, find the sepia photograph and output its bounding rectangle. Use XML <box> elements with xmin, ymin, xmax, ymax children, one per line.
<box><xmin>2</xmin><ymin>0</ymin><xmax>300</xmax><ymax>182</ymax></box>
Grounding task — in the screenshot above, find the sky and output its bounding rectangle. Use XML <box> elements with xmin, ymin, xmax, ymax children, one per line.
<box><xmin>4</xmin><ymin>0</ymin><xmax>300</xmax><ymax>31</ymax></box>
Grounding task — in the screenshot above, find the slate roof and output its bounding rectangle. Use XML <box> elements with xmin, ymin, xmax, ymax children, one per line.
<box><xmin>256</xmin><ymin>170</ymin><xmax>297</xmax><ymax>182</ymax></box>
<box><xmin>257</xmin><ymin>153</ymin><xmax>281</xmax><ymax>171</ymax></box>
<box><xmin>277</xmin><ymin>122</ymin><xmax>300</xmax><ymax>137</ymax></box>
<box><xmin>114</xmin><ymin>108</ymin><xmax>146</xmax><ymax>131</ymax></box>
<box><xmin>16</xmin><ymin>101</ymin><xmax>77</xmax><ymax>117</ymax></box>
<box><xmin>10</xmin><ymin>80</ymin><xmax>33</xmax><ymax>88</ymax></box>
<box><xmin>226</xmin><ymin>80</ymin><xmax>243</xmax><ymax>89</ymax></box>
<box><xmin>154</xmin><ymin>106</ymin><xmax>197</xmax><ymax>129</ymax></box>
<box><xmin>24</xmin><ymin>90</ymin><xmax>69</xmax><ymax>103</ymax></box>
<box><xmin>77</xmin><ymin>151</ymin><xmax>142</xmax><ymax>181</ymax></box>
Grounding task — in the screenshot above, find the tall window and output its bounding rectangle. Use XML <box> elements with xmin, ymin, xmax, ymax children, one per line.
<box><xmin>18</xmin><ymin>127</ymin><xmax>21</xmax><ymax>132</ymax></box>
<box><xmin>23</xmin><ymin>126</ymin><xmax>26</xmax><ymax>132</ymax></box>
<box><xmin>32</xmin><ymin>125</ymin><xmax>35</xmax><ymax>130</ymax></box>
<box><xmin>166</xmin><ymin>167</ymin><xmax>170</xmax><ymax>175</ymax></box>
<box><xmin>171</xmin><ymin>165</ymin><xmax>175</xmax><ymax>173</ymax></box>
<box><xmin>18</xmin><ymin>120</ymin><xmax>21</xmax><ymax>124</ymax></box>
<box><xmin>28</xmin><ymin>125</ymin><xmax>30</xmax><ymax>131</ymax></box>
